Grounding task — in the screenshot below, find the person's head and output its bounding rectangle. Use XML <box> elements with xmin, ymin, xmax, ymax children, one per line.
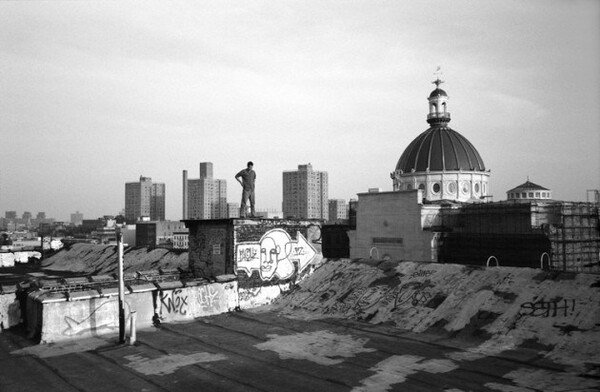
<box><xmin>247</xmin><ymin>161</ymin><xmax>253</xmax><ymax>169</ymax></box>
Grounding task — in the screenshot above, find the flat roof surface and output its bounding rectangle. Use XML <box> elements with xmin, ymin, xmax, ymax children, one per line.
<box><xmin>2</xmin><ymin>309</ymin><xmax>596</xmax><ymax>391</ymax></box>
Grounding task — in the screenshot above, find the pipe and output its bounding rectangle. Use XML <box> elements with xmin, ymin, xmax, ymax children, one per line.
<box><xmin>129</xmin><ymin>310</ymin><xmax>137</xmax><ymax>345</ymax></box>
<box><xmin>117</xmin><ymin>231</ymin><xmax>125</xmax><ymax>344</ymax></box>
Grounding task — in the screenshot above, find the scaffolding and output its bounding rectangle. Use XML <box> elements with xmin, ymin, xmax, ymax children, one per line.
<box><xmin>433</xmin><ymin>201</ymin><xmax>600</xmax><ymax>273</ymax></box>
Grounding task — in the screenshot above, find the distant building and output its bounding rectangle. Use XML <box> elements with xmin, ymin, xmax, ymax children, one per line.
<box><xmin>136</xmin><ymin>220</ymin><xmax>187</xmax><ymax>248</ymax></box>
<box><xmin>125</xmin><ymin>175</ymin><xmax>166</xmax><ymax>223</ymax></box>
<box><xmin>36</xmin><ymin>212</ymin><xmax>46</xmax><ymax>220</ymax></box>
<box><xmin>347</xmin><ymin>77</ymin><xmax>600</xmax><ymax>273</ymax></box>
<box><xmin>254</xmin><ymin>209</ymin><xmax>283</xmax><ymax>219</ymax></box>
<box><xmin>70</xmin><ymin>211</ymin><xmax>84</xmax><ymax>226</ymax></box>
<box><xmin>173</xmin><ymin>231</ymin><xmax>189</xmax><ymax>249</ymax></box>
<box><xmin>507</xmin><ymin>180</ymin><xmax>552</xmax><ymax>201</ymax></box>
<box><xmin>282</xmin><ymin>163</ymin><xmax>328</xmax><ymax>219</ymax></box>
<box><xmin>22</xmin><ymin>211</ymin><xmax>32</xmax><ymax>220</ymax></box>
<box><xmin>227</xmin><ymin>202</ymin><xmax>240</xmax><ymax>218</ymax></box>
<box><xmin>5</xmin><ymin>211</ymin><xmax>17</xmax><ymax>220</ymax></box>
<box><xmin>328</xmin><ymin>199</ymin><xmax>348</xmax><ymax>222</ymax></box>
<box><xmin>182</xmin><ymin>162</ymin><xmax>228</xmax><ymax>220</ymax></box>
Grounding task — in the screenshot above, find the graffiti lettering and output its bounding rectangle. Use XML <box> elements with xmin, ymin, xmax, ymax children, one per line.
<box><xmin>411</xmin><ymin>270</ymin><xmax>434</xmax><ymax>279</ymax></box>
<box><xmin>292</xmin><ymin>247</ymin><xmax>306</xmax><ymax>256</ymax></box>
<box><xmin>518</xmin><ymin>299</ymin><xmax>575</xmax><ymax>318</ymax></box>
<box><xmin>395</xmin><ymin>288</ymin><xmax>432</xmax><ymax>308</ymax></box>
<box><xmin>197</xmin><ymin>286</ymin><xmax>220</xmax><ymax>310</ymax></box>
<box><xmin>323</xmin><ymin>284</ymin><xmax>435</xmax><ymax>317</ymax></box>
<box><xmin>238</xmin><ymin>247</ymin><xmax>259</xmax><ymax>262</ymax></box>
<box><xmin>160</xmin><ymin>289</ymin><xmax>188</xmax><ymax>315</ymax></box>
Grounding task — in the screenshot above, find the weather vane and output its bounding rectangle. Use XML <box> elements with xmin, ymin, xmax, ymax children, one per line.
<box><xmin>433</xmin><ymin>66</ymin><xmax>444</xmax><ymax>87</ymax></box>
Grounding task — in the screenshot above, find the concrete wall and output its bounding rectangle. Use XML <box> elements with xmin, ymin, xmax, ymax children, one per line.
<box><xmin>27</xmin><ymin>280</ymin><xmax>238</xmax><ymax>344</ymax></box>
<box><xmin>34</xmin><ymin>291</ymin><xmax>154</xmax><ymax>343</ymax></box>
<box><xmin>155</xmin><ymin>281</ymin><xmax>238</xmax><ymax>323</ymax></box>
<box><xmin>351</xmin><ymin>190</ymin><xmax>434</xmax><ymax>261</ymax></box>
<box><xmin>0</xmin><ymin>292</ymin><xmax>21</xmax><ymax>330</ymax></box>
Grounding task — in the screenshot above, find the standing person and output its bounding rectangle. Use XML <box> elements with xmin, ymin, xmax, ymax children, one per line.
<box><xmin>235</xmin><ymin>161</ymin><xmax>256</xmax><ymax>217</ymax></box>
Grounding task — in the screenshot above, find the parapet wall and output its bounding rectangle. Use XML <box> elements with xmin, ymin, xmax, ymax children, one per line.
<box><xmin>23</xmin><ymin>277</ymin><xmax>238</xmax><ymax>344</ymax></box>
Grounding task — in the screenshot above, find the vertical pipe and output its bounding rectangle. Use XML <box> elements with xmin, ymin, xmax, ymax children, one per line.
<box><xmin>182</xmin><ymin>170</ymin><xmax>188</xmax><ymax>220</ymax></box>
<box><xmin>129</xmin><ymin>310</ymin><xmax>137</xmax><ymax>345</ymax></box>
<box><xmin>117</xmin><ymin>230</ymin><xmax>125</xmax><ymax>344</ymax></box>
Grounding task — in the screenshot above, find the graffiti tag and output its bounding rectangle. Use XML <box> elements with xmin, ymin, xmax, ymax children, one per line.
<box><xmin>518</xmin><ymin>299</ymin><xmax>575</xmax><ymax>318</ymax></box>
<box><xmin>160</xmin><ymin>289</ymin><xmax>188</xmax><ymax>315</ymax></box>
<box><xmin>197</xmin><ymin>286</ymin><xmax>220</xmax><ymax>310</ymax></box>
<box><xmin>411</xmin><ymin>270</ymin><xmax>435</xmax><ymax>279</ymax></box>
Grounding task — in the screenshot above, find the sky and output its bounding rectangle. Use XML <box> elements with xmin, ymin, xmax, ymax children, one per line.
<box><xmin>1</xmin><ymin>0</ymin><xmax>599</xmax><ymax>222</ymax></box>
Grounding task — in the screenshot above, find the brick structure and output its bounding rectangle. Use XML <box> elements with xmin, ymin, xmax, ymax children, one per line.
<box><xmin>183</xmin><ymin>218</ymin><xmax>323</xmax><ymax>298</ymax></box>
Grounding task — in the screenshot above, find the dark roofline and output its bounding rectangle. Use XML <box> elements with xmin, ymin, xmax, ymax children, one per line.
<box><xmin>506</xmin><ymin>180</ymin><xmax>549</xmax><ymax>193</ymax></box>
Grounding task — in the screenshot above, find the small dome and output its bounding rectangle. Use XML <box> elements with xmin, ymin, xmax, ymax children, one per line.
<box><xmin>396</xmin><ymin>126</ymin><xmax>486</xmax><ymax>173</ymax></box>
<box><xmin>429</xmin><ymin>88</ymin><xmax>447</xmax><ymax>98</ymax></box>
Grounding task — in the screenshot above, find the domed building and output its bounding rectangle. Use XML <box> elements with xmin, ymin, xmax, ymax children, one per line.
<box><xmin>506</xmin><ymin>179</ymin><xmax>552</xmax><ymax>202</ymax></box>
<box><xmin>391</xmin><ymin>78</ymin><xmax>490</xmax><ymax>202</ymax></box>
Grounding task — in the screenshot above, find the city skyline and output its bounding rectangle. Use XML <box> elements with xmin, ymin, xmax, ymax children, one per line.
<box><xmin>1</xmin><ymin>1</ymin><xmax>599</xmax><ymax>221</ymax></box>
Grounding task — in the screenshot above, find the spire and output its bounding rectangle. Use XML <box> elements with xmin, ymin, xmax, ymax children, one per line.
<box><xmin>427</xmin><ymin>67</ymin><xmax>450</xmax><ymax>126</ymax></box>
<box><xmin>432</xmin><ymin>66</ymin><xmax>444</xmax><ymax>88</ymax></box>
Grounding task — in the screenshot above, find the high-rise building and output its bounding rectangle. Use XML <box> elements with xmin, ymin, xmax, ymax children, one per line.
<box><xmin>125</xmin><ymin>176</ymin><xmax>166</xmax><ymax>224</ymax></box>
<box><xmin>282</xmin><ymin>163</ymin><xmax>328</xmax><ymax>219</ymax></box>
<box><xmin>70</xmin><ymin>211</ymin><xmax>84</xmax><ymax>226</ymax></box>
<box><xmin>36</xmin><ymin>212</ymin><xmax>46</xmax><ymax>220</ymax></box>
<box><xmin>5</xmin><ymin>211</ymin><xmax>17</xmax><ymax>219</ymax></box>
<box><xmin>22</xmin><ymin>211</ymin><xmax>32</xmax><ymax>220</ymax></box>
<box><xmin>328</xmin><ymin>199</ymin><xmax>348</xmax><ymax>222</ymax></box>
<box><xmin>227</xmin><ymin>202</ymin><xmax>240</xmax><ymax>218</ymax></box>
<box><xmin>182</xmin><ymin>162</ymin><xmax>228</xmax><ymax>219</ymax></box>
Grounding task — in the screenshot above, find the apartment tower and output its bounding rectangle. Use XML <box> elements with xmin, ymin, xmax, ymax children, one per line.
<box><xmin>282</xmin><ymin>163</ymin><xmax>328</xmax><ymax>219</ymax></box>
<box><xmin>182</xmin><ymin>162</ymin><xmax>227</xmax><ymax>219</ymax></box>
<box><xmin>125</xmin><ymin>176</ymin><xmax>166</xmax><ymax>224</ymax></box>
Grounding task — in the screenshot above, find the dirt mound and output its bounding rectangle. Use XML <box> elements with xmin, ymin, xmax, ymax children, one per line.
<box><xmin>41</xmin><ymin>243</ymin><xmax>188</xmax><ymax>275</ymax></box>
<box><xmin>271</xmin><ymin>259</ymin><xmax>600</xmax><ymax>372</ymax></box>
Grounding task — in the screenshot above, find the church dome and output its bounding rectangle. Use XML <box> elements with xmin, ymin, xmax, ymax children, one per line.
<box><xmin>391</xmin><ymin>73</ymin><xmax>491</xmax><ymax>203</ymax></box>
<box><xmin>429</xmin><ymin>88</ymin><xmax>447</xmax><ymax>98</ymax></box>
<box><xmin>396</xmin><ymin>126</ymin><xmax>486</xmax><ymax>173</ymax></box>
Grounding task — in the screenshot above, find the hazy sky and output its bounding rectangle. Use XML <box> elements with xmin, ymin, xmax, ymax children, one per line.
<box><xmin>1</xmin><ymin>0</ymin><xmax>599</xmax><ymax>221</ymax></box>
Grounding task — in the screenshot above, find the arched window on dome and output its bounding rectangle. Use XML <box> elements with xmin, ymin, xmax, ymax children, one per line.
<box><xmin>418</xmin><ymin>183</ymin><xmax>425</xmax><ymax>191</ymax></box>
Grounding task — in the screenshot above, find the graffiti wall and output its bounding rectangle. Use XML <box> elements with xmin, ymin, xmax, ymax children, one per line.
<box><xmin>155</xmin><ymin>281</ymin><xmax>238</xmax><ymax>323</ymax></box>
<box><xmin>37</xmin><ymin>291</ymin><xmax>155</xmax><ymax>343</ymax></box>
<box><xmin>30</xmin><ymin>280</ymin><xmax>239</xmax><ymax>343</ymax></box>
<box><xmin>233</xmin><ymin>220</ymin><xmax>323</xmax><ymax>309</ymax></box>
<box><xmin>235</xmin><ymin>229</ymin><xmax>317</xmax><ymax>281</ymax></box>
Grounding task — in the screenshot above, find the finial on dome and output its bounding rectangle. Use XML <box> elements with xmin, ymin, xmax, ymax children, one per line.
<box><xmin>432</xmin><ymin>66</ymin><xmax>444</xmax><ymax>88</ymax></box>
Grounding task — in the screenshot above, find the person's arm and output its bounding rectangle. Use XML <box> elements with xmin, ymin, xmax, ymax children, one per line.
<box><xmin>235</xmin><ymin>170</ymin><xmax>244</xmax><ymax>187</ymax></box>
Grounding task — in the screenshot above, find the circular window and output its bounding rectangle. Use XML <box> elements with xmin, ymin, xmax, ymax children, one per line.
<box><xmin>461</xmin><ymin>182</ymin><xmax>470</xmax><ymax>195</ymax></box>
<box><xmin>418</xmin><ymin>183</ymin><xmax>425</xmax><ymax>191</ymax></box>
<box><xmin>432</xmin><ymin>183</ymin><xmax>441</xmax><ymax>194</ymax></box>
<box><xmin>448</xmin><ymin>182</ymin><xmax>456</xmax><ymax>194</ymax></box>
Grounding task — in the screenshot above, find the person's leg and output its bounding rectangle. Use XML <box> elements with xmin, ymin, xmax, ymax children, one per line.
<box><xmin>249</xmin><ymin>189</ymin><xmax>255</xmax><ymax>217</ymax></box>
<box><xmin>240</xmin><ymin>189</ymin><xmax>249</xmax><ymax>217</ymax></box>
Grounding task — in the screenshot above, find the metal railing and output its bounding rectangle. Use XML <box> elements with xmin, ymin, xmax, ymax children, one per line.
<box><xmin>427</xmin><ymin>112</ymin><xmax>451</xmax><ymax>120</ymax></box>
